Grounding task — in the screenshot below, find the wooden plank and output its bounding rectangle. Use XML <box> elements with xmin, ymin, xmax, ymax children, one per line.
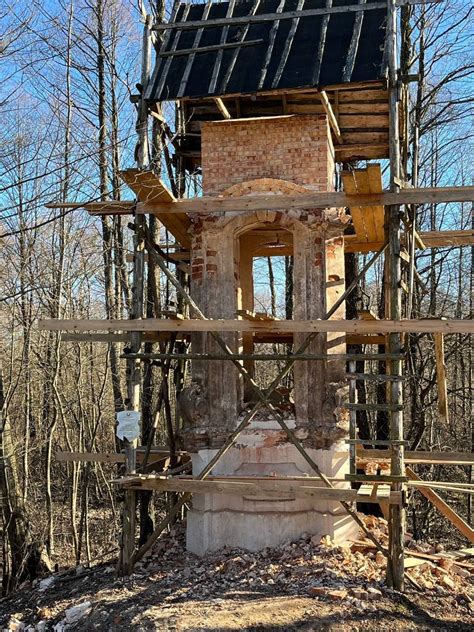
<box><xmin>342</xmin><ymin>165</ymin><xmax>384</xmax><ymax>244</ymax></box>
<box><xmin>337</xmin><ymin>147</ymin><xmax>389</xmax><ymax>161</ymax></box>
<box><xmin>155</xmin><ymin>3</ymin><xmax>191</xmax><ymax>98</ymax></box>
<box><xmin>221</xmin><ymin>0</ymin><xmax>261</xmax><ymax>93</ymax></box>
<box><xmin>346</xmin><ymin>334</ymin><xmax>386</xmax><ymax>344</ymax></box>
<box><xmin>55</xmin><ymin>450</ymin><xmax>173</xmax><ymax>464</ymax></box>
<box><xmin>359</xmin><ymin>449</ymin><xmax>474</xmax><ymax>465</ymax></box>
<box><xmin>259</xmin><ymin>0</ymin><xmax>287</xmax><ymax>89</ymax></box>
<box><xmin>209</xmin><ymin>0</ymin><xmax>236</xmax><ymax>93</ymax></box>
<box><xmin>339</xmin><ymin>114</ymin><xmax>389</xmax><ymax>129</ymax></box>
<box><xmin>119</xmin><ymin>169</ymin><xmax>191</xmax><ymax>248</ymax></box>
<box><xmin>236</xmin><ymin>309</ymin><xmax>280</xmax><ymax>321</ymax></box>
<box><xmin>119</xmin><ymin>169</ymin><xmax>175</xmax><ymax>203</ymax></box>
<box><xmin>342</xmin><ymin>170</ymin><xmax>369</xmax><ymax>241</ymax></box>
<box><xmin>319</xmin><ymin>90</ymin><xmax>342</xmax><ymax>144</ymax></box>
<box><xmin>311</xmin><ymin>0</ymin><xmax>332</xmax><ymax>85</ymax></box>
<box><xmin>334</xmin><ymin>142</ymin><xmax>388</xmax><ymax>153</ymax></box>
<box><xmin>338</xmin><ymin>89</ymin><xmax>389</xmax><ymax>102</ymax></box>
<box><xmin>177</xmin><ymin>0</ymin><xmax>213</xmax><ymax>98</ymax></box>
<box><xmin>404</xmin><ymin>557</ymin><xmax>430</xmax><ymax>569</ymax></box>
<box><xmin>159</xmin><ymin>38</ymin><xmax>263</xmax><ymax>58</ymax></box>
<box><xmin>286</xmin><ymin>100</ymin><xmax>389</xmax><ymax>114</ymax></box>
<box><xmin>345</xmin><ymin>229</ymin><xmax>474</xmax><ymax>253</ymax></box>
<box><xmin>117</xmin><ymin>475</ymin><xmax>403</xmax><ymax>505</ymax></box>
<box><xmin>272</xmin><ymin>0</ymin><xmax>305</xmax><ymax>89</ymax></box>
<box><xmin>46</xmin><ymin>201</ymin><xmax>134</xmax><ymax>214</ymax></box>
<box><xmin>342</xmin><ymin>0</ymin><xmax>366</xmax><ymax>82</ymax></box>
<box><xmin>366</xmin><ymin>164</ymin><xmax>385</xmax><ymax>242</ymax></box>
<box><xmin>434</xmin><ymin>332</ymin><xmax>449</xmax><ymax>423</ymax></box>
<box><xmin>136</xmin><ymin>186</ymin><xmax>474</xmax><ymax>216</ymax></box>
<box><xmin>214</xmin><ymin>97</ymin><xmax>231</xmax><ymax>119</ymax></box>
<box><xmin>406</xmin><ymin>466</ymin><xmax>474</xmax><ymax>543</ymax></box>
<box><xmin>38</xmin><ymin>318</ymin><xmax>474</xmax><ymax>335</ymax></box>
<box><xmin>415</xmin><ymin>230</ymin><xmax>474</xmax><ymax>248</ymax></box>
<box><xmin>153</xmin><ymin>3</ymin><xmax>388</xmax><ymax>32</ymax></box>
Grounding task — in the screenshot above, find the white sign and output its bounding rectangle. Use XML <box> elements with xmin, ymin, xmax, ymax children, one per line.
<box><xmin>116</xmin><ymin>410</ymin><xmax>141</xmax><ymax>442</ymax></box>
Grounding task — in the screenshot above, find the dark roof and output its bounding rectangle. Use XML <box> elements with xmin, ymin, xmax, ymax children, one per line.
<box><xmin>146</xmin><ymin>0</ymin><xmax>388</xmax><ymax>102</ymax></box>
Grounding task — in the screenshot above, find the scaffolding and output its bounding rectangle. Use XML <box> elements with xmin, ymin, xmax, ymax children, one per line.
<box><xmin>42</xmin><ymin>0</ymin><xmax>474</xmax><ymax>591</ymax></box>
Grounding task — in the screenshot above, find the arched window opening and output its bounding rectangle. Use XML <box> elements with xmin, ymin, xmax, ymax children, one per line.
<box><xmin>237</xmin><ymin>225</ymin><xmax>294</xmax><ymax>413</ymax></box>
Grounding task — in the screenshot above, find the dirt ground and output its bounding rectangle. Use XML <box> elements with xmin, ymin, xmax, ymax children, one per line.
<box><xmin>1</xmin><ymin>522</ymin><xmax>472</xmax><ymax>631</ymax></box>
<box><xmin>0</xmin><ymin>567</ymin><xmax>472</xmax><ymax>631</ymax></box>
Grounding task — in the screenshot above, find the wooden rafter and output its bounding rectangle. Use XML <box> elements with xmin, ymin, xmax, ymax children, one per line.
<box><xmin>258</xmin><ymin>0</ymin><xmax>285</xmax><ymax>89</ymax></box>
<box><xmin>311</xmin><ymin>0</ymin><xmax>332</xmax><ymax>85</ymax></box>
<box><xmin>214</xmin><ymin>97</ymin><xmax>231</xmax><ymax>119</ymax></box>
<box><xmin>319</xmin><ymin>90</ymin><xmax>343</xmax><ymax>144</ymax></box>
<box><xmin>272</xmin><ymin>0</ymin><xmax>305</xmax><ymax>89</ymax></box>
<box><xmin>159</xmin><ymin>38</ymin><xmax>263</xmax><ymax>59</ymax></box>
<box><xmin>177</xmin><ymin>0</ymin><xmax>213</xmax><ymax>98</ymax></box>
<box><xmin>154</xmin><ymin>3</ymin><xmax>191</xmax><ymax>99</ymax></box>
<box><xmin>342</xmin><ymin>0</ymin><xmax>367</xmax><ymax>82</ymax></box>
<box><xmin>208</xmin><ymin>0</ymin><xmax>236</xmax><ymax>94</ymax></box>
<box><xmin>220</xmin><ymin>0</ymin><xmax>261</xmax><ymax>93</ymax></box>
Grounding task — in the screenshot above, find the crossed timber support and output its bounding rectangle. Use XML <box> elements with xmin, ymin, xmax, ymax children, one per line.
<box><xmin>119</xmin><ymin>231</ymin><xmax>399</xmax><ymax>575</ymax></box>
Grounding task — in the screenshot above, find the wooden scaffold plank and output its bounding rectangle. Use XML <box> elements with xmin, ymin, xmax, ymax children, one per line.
<box><xmin>116</xmin><ymin>474</ymin><xmax>403</xmax><ymax>506</ymax></box>
<box><xmin>38</xmin><ymin>318</ymin><xmax>474</xmax><ymax>335</ymax></box>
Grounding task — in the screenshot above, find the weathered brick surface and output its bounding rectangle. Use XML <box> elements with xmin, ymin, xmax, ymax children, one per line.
<box><xmin>201</xmin><ymin>115</ymin><xmax>335</xmax><ymax>195</ymax></box>
<box><xmin>185</xmin><ymin>112</ymin><xmax>348</xmax><ymax>449</ymax></box>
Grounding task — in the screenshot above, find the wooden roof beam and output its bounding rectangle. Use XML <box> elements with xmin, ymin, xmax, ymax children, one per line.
<box><xmin>319</xmin><ymin>90</ymin><xmax>343</xmax><ymax>144</ymax></box>
<box><xmin>214</xmin><ymin>97</ymin><xmax>231</xmax><ymax>119</ymax></box>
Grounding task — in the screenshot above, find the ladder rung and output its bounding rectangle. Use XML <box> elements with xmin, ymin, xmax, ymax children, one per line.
<box><xmin>346</xmin><ymin>474</ymin><xmax>408</xmax><ymax>483</ymax></box>
<box><xmin>346</xmin><ymin>439</ymin><xmax>407</xmax><ymax>446</ymax></box>
<box><xmin>345</xmin><ymin>403</ymin><xmax>404</xmax><ymax>412</ymax></box>
<box><xmin>345</xmin><ymin>373</ymin><xmax>404</xmax><ymax>382</ymax></box>
<box><xmin>345</xmin><ymin>354</ymin><xmax>404</xmax><ymax>361</ymax></box>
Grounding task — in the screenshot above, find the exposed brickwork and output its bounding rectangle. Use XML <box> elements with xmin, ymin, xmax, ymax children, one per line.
<box><xmin>201</xmin><ymin>115</ymin><xmax>335</xmax><ymax>195</ymax></box>
<box><xmin>222</xmin><ymin>178</ymin><xmax>311</xmax><ymax>198</ymax></box>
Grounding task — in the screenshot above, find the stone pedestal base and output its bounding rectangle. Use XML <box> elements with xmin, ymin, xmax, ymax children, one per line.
<box><xmin>186</xmin><ymin>422</ymin><xmax>358</xmax><ymax>555</ymax></box>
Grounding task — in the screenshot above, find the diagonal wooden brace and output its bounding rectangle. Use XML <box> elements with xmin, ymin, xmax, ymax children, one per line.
<box><xmin>129</xmin><ymin>228</ymin><xmax>390</xmax><ymax>566</ymax></box>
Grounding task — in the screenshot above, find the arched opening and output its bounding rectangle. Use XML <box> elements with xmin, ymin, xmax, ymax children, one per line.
<box><xmin>237</xmin><ymin>224</ymin><xmax>294</xmax><ymax>411</ymax></box>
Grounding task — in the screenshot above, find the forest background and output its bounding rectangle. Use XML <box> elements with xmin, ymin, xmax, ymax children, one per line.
<box><xmin>0</xmin><ymin>0</ymin><xmax>472</xmax><ymax>594</ymax></box>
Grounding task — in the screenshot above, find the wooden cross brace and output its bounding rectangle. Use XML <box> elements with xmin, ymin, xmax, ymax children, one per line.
<box><xmin>127</xmin><ymin>227</ymin><xmax>390</xmax><ymax>568</ymax></box>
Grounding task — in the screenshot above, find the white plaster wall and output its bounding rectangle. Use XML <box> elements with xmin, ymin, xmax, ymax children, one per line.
<box><xmin>186</xmin><ymin>423</ymin><xmax>359</xmax><ymax>555</ymax></box>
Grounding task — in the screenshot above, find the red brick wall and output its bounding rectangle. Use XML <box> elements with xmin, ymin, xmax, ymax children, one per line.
<box><xmin>201</xmin><ymin>115</ymin><xmax>335</xmax><ymax>195</ymax></box>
